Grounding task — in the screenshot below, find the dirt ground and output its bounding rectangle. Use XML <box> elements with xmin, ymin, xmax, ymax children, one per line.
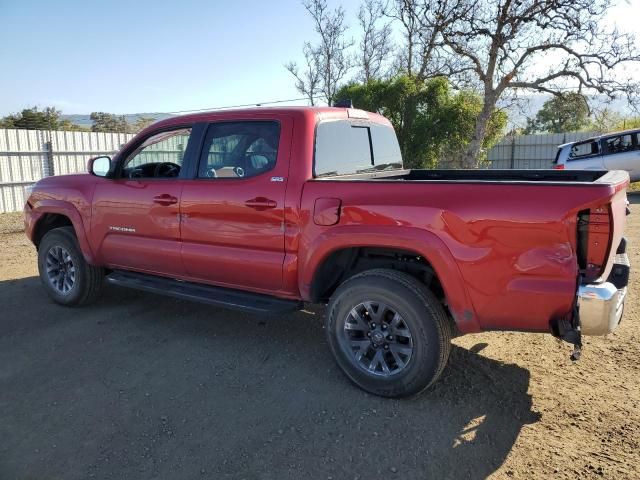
<box><xmin>0</xmin><ymin>197</ymin><xmax>638</xmax><ymax>480</ymax></box>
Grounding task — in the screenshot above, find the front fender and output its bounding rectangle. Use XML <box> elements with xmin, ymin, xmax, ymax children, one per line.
<box><xmin>299</xmin><ymin>225</ymin><xmax>480</xmax><ymax>333</ymax></box>
<box><xmin>28</xmin><ymin>199</ymin><xmax>97</xmax><ymax>264</ymax></box>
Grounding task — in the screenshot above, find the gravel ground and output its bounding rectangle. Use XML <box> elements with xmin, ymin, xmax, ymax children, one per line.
<box><xmin>0</xmin><ymin>195</ymin><xmax>638</xmax><ymax>480</ymax></box>
<box><xmin>0</xmin><ymin>212</ymin><xmax>23</xmax><ymax>235</ymax></box>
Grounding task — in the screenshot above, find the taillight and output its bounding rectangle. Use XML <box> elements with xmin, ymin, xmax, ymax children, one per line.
<box><xmin>553</xmin><ymin>164</ymin><xmax>565</xmax><ymax>170</ymax></box>
<box><xmin>577</xmin><ymin>204</ymin><xmax>612</xmax><ymax>282</ymax></box>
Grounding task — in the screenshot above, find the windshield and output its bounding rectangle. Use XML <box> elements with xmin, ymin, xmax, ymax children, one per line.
<box><xmin>314</xmin><ymin>119</ymin><xmax>403</xmax><ymax>177</ymax></box>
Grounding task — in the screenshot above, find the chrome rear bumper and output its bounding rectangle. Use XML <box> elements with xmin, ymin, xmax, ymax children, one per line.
<box><xmin>578</xmin><ymin>252</ymin><xmax>630</xmax><ymax>336</ymax></box>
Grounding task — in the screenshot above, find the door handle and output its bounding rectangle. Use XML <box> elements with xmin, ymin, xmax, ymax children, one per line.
<box><xmin>245</xmin><ymin>197</ymin><xmax>277</xmax><ymax>210</ymax></box>
<box><xmin>153</xmin><ymin>194</ymin><xmax>178</xmax><ymax>206</ymax></box>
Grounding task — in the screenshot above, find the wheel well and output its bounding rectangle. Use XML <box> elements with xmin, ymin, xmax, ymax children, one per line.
<box><xmin>33</xmin><ymin>213</ymin><xmax>73</xmax><ymax>247</ymax></box>
<box><xmin>309</xmin><ymin>247</ymin><xmax>445</xmax><ymax>304</ymax></box>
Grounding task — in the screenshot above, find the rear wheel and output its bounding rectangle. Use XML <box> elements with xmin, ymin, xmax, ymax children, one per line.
<box><xmin>37</xmin><ymin>227</ymin><xmax>104</xmax><ymax>306</ymax></box>
<box><xmin>325</xmin><ymin>269</ymin><xmax>452</xmax><ymax>398</ymax></box>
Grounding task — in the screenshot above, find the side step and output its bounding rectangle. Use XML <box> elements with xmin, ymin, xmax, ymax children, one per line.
<box><xmin>106</xmin><ymin>270</ymin><xmax>303</xmax><ymax>314</ymax></box>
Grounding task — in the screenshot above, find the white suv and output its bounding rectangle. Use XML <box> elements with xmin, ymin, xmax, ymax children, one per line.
<box><xmin>554</xmin><ymin>130</ymin><xmax>640</xmax><ymax>181</ymax></box>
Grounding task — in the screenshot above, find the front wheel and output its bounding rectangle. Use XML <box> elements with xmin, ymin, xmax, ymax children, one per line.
<box><xmin>37</xmin><ymin>227</ymin><xmax>104</xmax><ymax>306</ymax></box>
<box><xmin>325</xmin><ymin>269</ymin><xmax>452</xmax><ymax>398</ymax></box>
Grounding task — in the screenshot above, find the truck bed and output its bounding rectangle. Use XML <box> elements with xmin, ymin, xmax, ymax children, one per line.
<box><xmin>317</xmin><ymin>168</ymin><xmax>622</xmax><ymax>184</ymax></box>
<box><xmin>303</xmin><ymin>166</ymin><xmax>629</xmax><ymax>333</ymax></box>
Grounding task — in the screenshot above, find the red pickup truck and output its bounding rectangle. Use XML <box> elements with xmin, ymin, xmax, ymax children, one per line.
<box><xmin>24</xmin><ymin>107</ymin><xmax>631</xmax><ymax>398</ymax></box>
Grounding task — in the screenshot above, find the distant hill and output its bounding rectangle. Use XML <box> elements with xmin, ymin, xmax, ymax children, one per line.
<box><xmin>60</xmin><ymin>112</ymin><xmax>175</xmax><ymax>128</ymax></box>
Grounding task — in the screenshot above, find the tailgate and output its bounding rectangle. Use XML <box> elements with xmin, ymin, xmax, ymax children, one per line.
<box><xmin>590</xmin><ymin>171</ymin><xmax>630</xmax><ymax>282</ymax></box>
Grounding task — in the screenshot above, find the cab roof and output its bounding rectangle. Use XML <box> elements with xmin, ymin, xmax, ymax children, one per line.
<box><xmin>148</xmin><ymin>106</ymin><xmax>390</xmax><ymax>130</ymax></box>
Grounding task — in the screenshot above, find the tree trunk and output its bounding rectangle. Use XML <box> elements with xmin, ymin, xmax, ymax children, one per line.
<box><xmin>462</xmin><ymin>95</ymin><xmax>497</xmax><ymax>169</ymax></box>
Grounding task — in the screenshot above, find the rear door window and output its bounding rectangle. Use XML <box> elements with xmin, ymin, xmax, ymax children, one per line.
<box><xmin>568</xmin><ymin>140</ymin><xmax>599</xmax><ymax>160</ymax></box>
<box><xmin>603</xmin><ymin>133</ymin><xmax>635</xmax><ymax>155</ymax></box>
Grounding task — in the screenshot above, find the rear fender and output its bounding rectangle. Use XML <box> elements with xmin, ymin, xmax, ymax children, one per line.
<box><xmin>299</xmin><ymin>225</ymin><xmax>480</xmax><ymax>333</ymax></box>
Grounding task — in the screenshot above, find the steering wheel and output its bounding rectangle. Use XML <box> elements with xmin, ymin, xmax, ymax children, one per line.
<box><xmin>154</xmin><ymin>162</ymin><xmax>180</xmax><ymax>178</ymax></box>
<box><xmin>128</xmin><ymin>167</ymin><xmax>144</xmax><ymax>179</ymax></box>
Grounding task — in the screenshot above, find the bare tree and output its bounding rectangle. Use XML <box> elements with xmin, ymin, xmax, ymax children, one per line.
<box><xmin>382</xmin><ymin>0</ymin><xmax>470</xmax><ymax>81</ymax></box>
<box><xmin>285</xmin><ymin>43</ymin><xmax>321</xmax><ymax>105</ymax></box>
<box><xmin>439</xmin><ymin>0</ymin><xmax>640</xmax><ymax>167</ymax></box>
<box><xmin>286</xmin><ymin>0</ymin><xmax>353</xmax><ymax>105</ymax></box>
<box><xmin>357</xmin><ymin>0</ymin><xmax>393</xmax><ymax>82</ymax></box>
<box><xmin>383</xmin><ymin>1</ymin><xmax>421</xmax><ymax>76</ymax></box>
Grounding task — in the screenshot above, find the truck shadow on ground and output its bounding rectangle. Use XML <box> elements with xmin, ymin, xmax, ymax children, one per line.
<box><xmin>0</xmin><ymin>277</ymin><xmax>540</xmax><ymax>480</ymax></box>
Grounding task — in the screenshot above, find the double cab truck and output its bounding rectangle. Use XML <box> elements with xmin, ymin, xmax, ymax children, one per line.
<box><xmin>24</xmin><ymin>107</ymin><xmax>631</xmax><ymax>398</ymax></box>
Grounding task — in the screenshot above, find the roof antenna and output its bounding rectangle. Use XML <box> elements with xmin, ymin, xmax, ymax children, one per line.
<box><xmin>333</xmin><ymin>99</ymin><xmax>353</xmax><ymax>108</ymax></box>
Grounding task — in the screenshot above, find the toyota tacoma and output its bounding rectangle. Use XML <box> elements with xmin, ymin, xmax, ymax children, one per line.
<box><xmin>24</xmin><ymin>106</ymin><xmax>631</xmax><ymax>398</ymax></box>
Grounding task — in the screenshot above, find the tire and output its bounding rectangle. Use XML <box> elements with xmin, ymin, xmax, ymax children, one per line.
<box><xmin>37</xmin><ymin>226</ymin><xmax>104</xmax><ymax>306</ymax></box>
<box><xmin>325</xmin><ymin>269</ymin><xmax>452</xmax><ymax>398</ymax></box>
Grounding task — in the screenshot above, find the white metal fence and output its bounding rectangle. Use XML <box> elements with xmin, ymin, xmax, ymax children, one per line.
<box><xmin>487</xmin><ymin>131</ymin><xmax>600</xmax><ymax>169</ymax></box>
<box><xmin>0</xmin><ymin>128</ymin><xmax>134</xmax><ymax>213</ymax></box>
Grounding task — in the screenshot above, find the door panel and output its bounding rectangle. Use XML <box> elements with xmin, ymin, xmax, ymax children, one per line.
<box><xmin>568</xmin><ymin>157</ymin><xmax>605</xmax><ymax>170</ymax></box>
<box><xmin>604</xmin><ymin>150</ymin><xmax>640</xmax><ymax>172</ymax></box>
<box><xmin>602</xmin><ymin>133</ymin><xmax>640</xmax><ymax>176</ymax></box>
<box><xmin>90</xmin><ymin>126</ymin><xmax>199</xmax><ymax>276</ymax></box>
<box><xmin>92</xmin><ymin>180</ymin><xmax>184</xmax><ymax>276</ymax></box>
<box><xmin>180</xmin><ymin>118</ymin><xmax>292</xmax><ymax>292</ymax></box>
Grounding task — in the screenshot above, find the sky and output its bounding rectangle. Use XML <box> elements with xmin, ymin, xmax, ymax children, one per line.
<box><xmin>0</xmin><ymin>0</ymin><xmax>351</xmax><ymax>115</ymax></box>
<box><xmin>0</xmin><ymin>0</ymin><xmax>639</xmax><ymax>116</ymax></box>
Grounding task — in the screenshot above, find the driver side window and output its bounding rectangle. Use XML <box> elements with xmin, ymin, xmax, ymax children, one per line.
<box><xmin>123</xmin><ymin>127</ymin><xmax>192</xmax><ymax>179</ymax></box>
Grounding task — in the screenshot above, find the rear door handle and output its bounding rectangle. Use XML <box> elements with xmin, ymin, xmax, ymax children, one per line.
<box><xmin>153</xmin><ymin>194</ymin><xmax>178</xmax><ymax>206</ymax></box>
<box><xmin>245</xmin><ymin>197</ymin><xmax>277</xmax><ymax>210</ymax></box>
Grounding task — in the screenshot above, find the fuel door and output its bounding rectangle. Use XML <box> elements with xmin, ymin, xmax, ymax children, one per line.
<box><xmin>313</xmin><ymin>198</ymin><xmax>342</xmax><ymax>226</ymax></box>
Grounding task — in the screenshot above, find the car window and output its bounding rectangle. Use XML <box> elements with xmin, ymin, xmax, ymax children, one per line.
<box><xmin>568</xmin><ymin>140</ymin><xmax>599</xmax><ymax>160</ymax></box>
<box><xmin>122</xmin><ymin>128</ymin><xmax>192</xmax><ymax>178</ymax></box>
<box><xmin>198</xmin><ymin>121</ymin><xmax>280</xmax><ymax>179</ymax></box>
<box><xmin>314</xmin><ymin>120</ymin><xmax>403</xmax><ymax>177</ymax></box>
<box><xmin>604</xmin><ymin>134</ymin><xmax>635</xmax><ymax>154</ymax></box>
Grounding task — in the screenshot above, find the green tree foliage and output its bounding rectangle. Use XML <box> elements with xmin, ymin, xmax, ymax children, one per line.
<box><xmin>0</xmin><ymin>106</ymin><xmax>61</xmax><ymax>130</ymax></box>
<box><xmin>524</xmin><ymin>93</ymin><xmax>590</xmax><ymax>134</ymax></box>
<box><xmin>590</xmin><ymin>110</ymin><xmax>640</xmax><ymax>132</ymax></box>
<box><xmin>0</xmin><ymin>106</ymin><xmax>88</xmax><ymax>131</ymax></box>
<box><xmin>58</xmin><ymin>119</ymin><xmax>91</xmax><ymax>132</ymax></box>
<box><xmin>90</xmin><ymin>112</ymin><xmax>130</xmax><ymax>133</ymax></box>
<box><xmin>617</xmin><ymin>117</ymin><xmax>640</xmax><ymax>130</ymax></box>
<box><xmin>131</xmin><ymin>116</ymin><xmax>156</xmax><ymax>132</ymax></box>
<box><xmin>336</xmin><ymin>75</ymin><xmax>506</xmax><ymax>168</ymax></box>
<box><xmin>588</xmin><ymin>108</ymin><xmax>623</xmax><ymax>133</ymax></box>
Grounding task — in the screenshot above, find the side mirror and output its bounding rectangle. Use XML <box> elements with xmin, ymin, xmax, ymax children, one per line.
<box><xmin>88</xmin><ymin>156</ymin><xmax>112</xmax><ymax>177</ymax></box>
